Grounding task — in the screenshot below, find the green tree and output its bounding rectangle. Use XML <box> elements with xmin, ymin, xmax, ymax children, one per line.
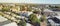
<box><xmin>0</xmin><ymin>13</ymin><xmax>4</xmax><ymax>16</ymax></box>
<box><xmin>2</xmin><ymin>7</ymin><xmax>10</xmax><ymax>11</ymax></box>
<box><xmin>29</xmin><ymin>14</ymin><xmax>40</xmax><ymax>23</ymax></box>
<box><xmin>41</xmin><ymin>15</ymin><xmax>47</xmax><ymax>22</ymax></box>
<box><xmin>27</xmin><ymin>8</ymin><xmax>32</xmax><ymax>11</ymax></box>
<box><xmin>18</xmin><ymin>20</ymin><xmax>26</xmax><ymax>26</ymax></box>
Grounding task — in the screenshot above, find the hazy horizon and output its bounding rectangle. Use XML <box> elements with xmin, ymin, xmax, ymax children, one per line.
<box><xmin>0</xmin><ymin>0</ymin><xmax>60</xmax><ymax>4</ymax></box>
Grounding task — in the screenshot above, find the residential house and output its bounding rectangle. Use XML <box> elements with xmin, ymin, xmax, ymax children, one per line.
<box><xmin>0</xmin><ymin>15</ymin><xmax>8</xmax><ymax>22</ymax></box>
<box><xmin>19</xmin><ymin>11</ymin><xmax>33</xmax><ymax>17</ymax></box>
<box><xmin>26</xmin><ymin>23</ymin><xmax>32</xmax><ymax>26</ymax></box>
<box><xmin>0</xmin><ymin>5</ymin><xmax>3</xmax><ymax>10</ymax></box>
<box><xmin>3</xmin><ymin>22</ymin><xmax>17</xmax><ymax>26</ymax></box>
<box><xmin>43</xmin><ymin>9</ymin><xmax>54</xmax><ymax>16</ymax></box>
<box><xmin>0</xmin><ymin>15</ymin><xmax>18</xmax><ymax>26</ymax></box>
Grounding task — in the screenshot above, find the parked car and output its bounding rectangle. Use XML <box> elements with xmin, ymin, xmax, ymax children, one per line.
<box><xmin>47</xmin><ymin>16</ymin><xmax>60</xmax><ymax>26</ymax></box>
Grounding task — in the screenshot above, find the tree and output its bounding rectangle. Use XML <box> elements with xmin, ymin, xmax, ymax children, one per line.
<box><xmin>29</xmin><ymin>14</ymin><xmax>37</xmax><ymax>23</ymax></box>
<box><xmin>40</xmin><ymin>15</ymin><xmax>47</xmax><ymax>22</ymax></box>
<box><xmin>0</xmin><ymin>13</ymin><xmax>4</xmax><ymax>16</ymax></box>
<box><xmin>20</xmin><ymin>5</ymin><xmax>27</xmax><ymax>11</ymax></box>
<box><xmin>2</xmin><ymin>7</ymin><xmax>10</xmax><ymax>11</ymax></box>
<box><xmin>29</xmin><ymin>14</ymin><xmax>41</xmax><ymax>26</ymax></box>
<box><xmin>27</xmin><ymin>8</ymin><xmax>32</xmax><ymax>11</ymax></box>
<box><xmin>29</xmin><ymin>14</ymin><xmax>40</xmax><ymax>23</ymax></box>
<box><xmin>17</xmin><ymin>20</ymin><xmax>26</xmax><ymax>26</ymax></box>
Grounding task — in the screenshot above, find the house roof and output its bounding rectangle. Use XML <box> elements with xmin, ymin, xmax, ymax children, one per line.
<box><xmin>44</xmin><ymin>9</ymin><xmax>53</xmax><ymax>12</ymax></box>
<box><xmin>0</xmin><ymin>15</ymin><xmax>8</xmax><ymax>22</ymax></box>
<box><xmin>26</xmin><ymin>23</ymin><xmax>32</xmax><ymax>26</ymax></box>
<box><xmin>3</xmin><ymin>22</ymin><xmax>17</xmax><ymax>26</ymax></box>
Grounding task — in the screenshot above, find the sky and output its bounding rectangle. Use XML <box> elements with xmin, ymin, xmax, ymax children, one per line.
<box><xmin>0</xmin><ymin>0</ymin><xmax>60</xmax><ymax>4</ymax></box>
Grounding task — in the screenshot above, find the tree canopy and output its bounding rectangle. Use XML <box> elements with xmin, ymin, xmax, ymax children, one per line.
<box><xmin>18</xmin><ymin>20</ymin><xmax>26</xmax><ymax>26</ymax></box>
<box><xmin>2</xmin><ymin>7</ymin><xmax>10</xmax><ymax>11</ymax></box>
<box><xmin>29</xmin><ymin>14</ymin><xmax>40</xmax><ymax>23</ymax></box>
